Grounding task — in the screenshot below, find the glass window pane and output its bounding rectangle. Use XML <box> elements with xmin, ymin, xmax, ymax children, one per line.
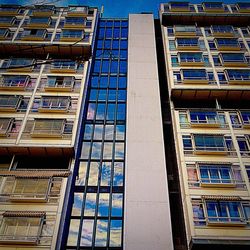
<box><xmin>80</xmin><ymin>220</ymin><xmax>94</xmax><ymax>246</ymax></box>
<box><xmin>110</xmin><ymin>220</ymin><xmax>122</xmax><ymax>247</ymax></box>
<box><xmin>88</xmin><ymin>162</ymin><xmax>99</xmax><ymax>185</ymax></box>
<box><xmin>101</xmin><ymin>162</ymin><xmax>111</xmax><ymax>186</ymax></box>
<box><xmin>84</xmin><ymin>193</ymin><xmax>97</xmax><ymax>216</ymax></box>
<box><xmin>72</xmin><ymin>193</ymin><xmax>83</xmax><ymax>216</ymax></box>
<box><xmin>67</xmin><ymin>219</ymin><xmax>80</xmax><ymax>246</ymax></box>
<box><xmin>95</xmin><ymin>220</ymin><xmax>108</xmax><ymax>247</ymax></box>
<box><xmin>111</xmin><ymin>193</ymin><xmax>123</xmax><ymax>216</ymax></box>
<box><xmin>113</xmin><ymin>162</ymin><xmax>124</xmax><ymax>186</ymax></box>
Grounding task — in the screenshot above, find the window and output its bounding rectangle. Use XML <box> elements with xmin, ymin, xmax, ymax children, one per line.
<box><xmin>0</xmin><ymin>118</ymin><xmax>14</xmax><ymax>136</ymax></box>
<box><xmin>241</xmin><ymin>112</ymin><xmax>250</xmax><ymax>126</ymax></box>
<box><xmin>175</xmin><ymin>25</ymin><xmax>196</xmax><ymax>33</ymax></box>
<box><xmin>8</xmin><ymin>58</ymin><xmax>34</xmax><ymax>69</ymax></box>
<box><xmin>216</xmin><ymin>38</ymin><xmax>239</xmax><ymax>47</ymax></box>
<box><xmin>64</xmin><ymin>17</ymin><xmax>85</xmax><ymax>25</ymax></box>
<box><xmin>189</xmin><ymin>111</ymin><xmax>222</xmax><ymax>125</ymax></box>
<box><xmin>205</xmin><ymin>200</ymin><xmax>245</xmax><ymax>224</ymax></box>
<box><xmin>212</xmin><ymin>25</ymin><xmax>233</xmax><ymax>34</ymax></box>
<box><xmin>220</xmin><ymin>53</ymin><xmax>246</xmax><ymax>63</ymax></box>
<box><xmin>22</xmin><ymin>29</ymin><xmax>47</xmax><ymax>38</ymax></box>
<box><xmin>199</xmin><ymin>164</ymin><xmax>234</xmax><ymax>185</ymax></box>
<box><xmin>170</xmin><ymin>2</ymin><xmax>189</xmax><ymax>10</ymax></box>
<box><xmin>246</xmin><ymin>166</ymin><xmax>250</xmax><ymax>181</ymax></box>
<box><xmin>194</xmin><ymin>135</ymin><xmax>225</xmax><ymax>152</ymax></box>
<box><xmin>237</xmin><ymin>2</ymin><xmax>250</xmax><ymax>12</ymax></box>
<box><xmin>52</xmin><ymin>60</ymin><xmax>76</xmax><ymax>70</ymax></box>
<box><xmin>2</xmin><ymin>177</ymin><xmax>51</xmax><ymax>202</ymax></box>
<box><xmin>226</xmin><ymin>70</ymin><xmax>250</xmax><ymax>81</ymax></box>
<box><xmin>0</xmin><ymin>212</ymin><xmax>44</xmax><ymax>244</ymax></box>
<box><xmin>179</xmin><ymin>53</ymin><xmax>203</xmax><ymax>63</ymax></box>
<box><xmin>203</xmin><ymin>2</ymin><xmax>223</xmax><ymax>10</ymax></box>
<box><xmin>68</xmin><ymin>6</ymin><xmax>87</xmax><ymax>13</ymax></box>
<box><xmin>29</xmin><ymin>17</ymin><xmax>50</xmax><ymax>25</ymax></box>
<box><xmin>0</xmin><ymin>17</ymin><xmax>15</xmax><ymax>25</ymax></box>
<box><xmin>182</xmin><ymin>69</ymin><xmax>207</xmax><ymax>80</ymax></box>
<box><xmin>46</xmin><ymin>76</ymin><xmax>74</xmax><ymax>89</ymax></box>
<box><xmin>0</xmin><ymin>95</ymin><xmax>21</xmax><ymax>111</ymax></box>
<box><xmin>176</xmin><ymin>38</ymin><xmax>199</xmax><ymax>47</ymax></box>
<box><xmin>0</xmin><ymin>75</ymin><xmax>29</xmax><ymax>88</ymax></box>
<box><xmin>237</xmin><ymin>136</ymin><xmax>250</xmax><ymax>156</ymax></box>
<box><xmin>31</xmin><ymin>119</ymin><xmax>65</xmax><ymax>137</ymax></box>
<box><xmin>61</xmin><ymin>30</ymin><xmax>84</xmax><ymax>38</ymax></box>
<box><xmin>230</xmin><ymin>112</ymin><xmax>242</xmax><ymax>128</ymax></box>
<box><xmin>39</xmin><ymin>97</ymin><xmax>70</xmax><ymax>111</ymax></box>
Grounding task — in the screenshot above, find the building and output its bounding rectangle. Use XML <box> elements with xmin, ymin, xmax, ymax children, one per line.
<box><xmin>0</xmin><ymin>4</ymin><xmax>98</xmax><ymax>249</ymax></box>
<box><xmin>0</xmin><ymin>2</ymin><xmax>250</xmax><ymax>250</ymax></box>
<box><xmin>160</xmin><ymin>1</ymin><xmax>250</xmax><ymax>250</ymax></box>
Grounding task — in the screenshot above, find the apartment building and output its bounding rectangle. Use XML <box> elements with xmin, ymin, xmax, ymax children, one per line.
<box><xmin>0</xmin><ymin>4</ymin><xmax>98</xmax><ymax>249</ymax></box>
<box><xmin>160</xmin><ymin>2</ymin><xmax>250</xmax><ymax>250</ymax></box>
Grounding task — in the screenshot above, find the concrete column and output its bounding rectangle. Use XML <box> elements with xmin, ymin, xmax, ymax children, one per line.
<box><xmin>125</xmin><ymin>14</ymin><xmax>174</xmax><ymax>250</ymax></box>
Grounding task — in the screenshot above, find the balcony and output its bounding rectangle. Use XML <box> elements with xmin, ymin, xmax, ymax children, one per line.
<box><xmin>20</xmin><ymin>29</ymin><xmax>47</xmax><ymax>41</ymax></box>
<box><xmin>226</xmin><ymin>70</ymin><xmax>250</xmax><ymax>85</ymax></box>
<box><xmin>212</xmin><ymin>25</ymin><xmax>235</xmax><ymax>38</ymax></box>
<box><xmin>0</xmin><ymin>75</ymin><xmax>30</xmax><ymax>91</ymax></box>
<box><xmin>178</xmin><ymin>53</ymin><xmax>205</xmax><ymax>66</ymax></box>
<box><xmin>203</xmin><ymin>2</ymin><xmax>225</xmax><ymax>13</ymax></box>
<box><xmin>0</xmin><ymin>29</ymin><xmax>11</xmax><ymax>40</ymax></box>
<box><xmin>169</xmin><ymin>2</ymin><xmax>191</xmax><ymax>12</ymax></box>
<box><xmin>0</xmin><ymin>17</ymin><xmax>16</xmax><ymax>28</ymax></box>
<box><xmin>31</xmin><ymin>6</ymin><xmax>55</xmax><ymax>17</ymax></box>
<box><xmin>0</xmin><ymin>118</ymin><xmax>14</xmax><ymax>137</ymax></box>
<box><xmin>237</xmin><ymin>2</ymin><xmax>250</xmax><ymax>13</ymax></box>
<box><xmin>25</xmin><ymin>17</ymin><xmax>51</xmax><ymax>28</ymax></box>
<box><xmin>0</xmin><ymin>212</ymin><xmax>44</xmax><ymax>245</ymax></box>
<box><xmin>0</xmin><ymin>6</ymin><xmax>20</xmax><ymax>16</ymax></box>
<box><xmin>189</xmin><ymin>111</ymin><xmax>222</xmax><ymax>128</ymax></box>
<box><xmin>215</xmin><ymin>38</ymin><xmax>241</xmax><ymax>51</ymax></box>
<box><xmin>35</xmin><ymin>97</ymin><xmax>71</xmax><ymax>113</ymax></box>
<box><xmin>176</xmin><ymin>38</ymin><xmax>200</xmax><ymax>51</ymax></box>
<box><xmin>60</xmin><ymin>30</ymin><xmax>85</xmax><ymax>42</ymax></box>
<box><xmin>44</xmin><ymin>76</ymin><xmax>75</xmax><ymax>92</ymax></box>
<box><xmin>0</xmin><ymin>95</ymin><xmax>22</xmax><ymax>112</ymax></box>
<box><xmin>67</xmin><ymin>6</ymin><xmax>89</xmax><ymax>17</ymax></box>
<box><xmin>174</xmin><ymin>25</ymin><xmax>197</xmax><ymax>37</ymax></box>
<box><xmin>50</xmin><ymin>61</ymin><xmax>78</xmax><ymax>73</ymax></box>
<box><xmin>63</xmin><ymin>17</ymin><xmax>86</xmax><ymax>29</ymax></box>
<box><xmin>181</xmin><ymin>70</ymin><xmax>209</xmax><ymax>84</ymax></box>
<box><xmin>241</xmin><ymin>112</ymin><xmax>250</xmax><ymax>128</ymax></box>
<box><xmin>220</xmin><ymin>53</ymin><xmax>248</xmax><ymax>67</ymax></box>
<box><xmin>4</xmin><ymin>59</ymin><xmax>35</xmax><ymax>73</ymax></box>
<box><xmin>23</xmin><ymin>119</ymin><xmax>73</xmax><ymax>139</ymax></box>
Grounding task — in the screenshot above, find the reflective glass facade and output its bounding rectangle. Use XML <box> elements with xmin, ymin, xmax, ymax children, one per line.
<box><xmin>65</xmin><ymin>19</ymin><xmax>128</xmax><ymax>249</ymax></box>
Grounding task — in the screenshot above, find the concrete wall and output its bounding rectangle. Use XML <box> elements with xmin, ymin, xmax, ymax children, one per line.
<box><xmin>124</xmin><ymin>14</ymin><xmax>173</xmax><ymax>250</ymax></box>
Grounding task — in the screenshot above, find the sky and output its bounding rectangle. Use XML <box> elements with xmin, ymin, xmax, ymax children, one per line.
<box><xmin>0</xmin><ymin>0</ymin><xmax>249</xmax><ymax>17</ymax></box>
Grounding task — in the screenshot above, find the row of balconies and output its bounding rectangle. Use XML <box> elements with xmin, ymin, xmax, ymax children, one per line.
<box><xmin>171</xmin><ymin>52</ymin><xmax>250</xmax><ymax>68</ymax></box>
<box><xmin>178</xmin><ymin>109</ymin><xmax>250</xmax><ymax>129</ymax></box>
<box><xmin>182</xmin><ymin>134</ymin><xmax>250</xmax><ymax>157</ymax></box>
<box><xmin>0</xmin><ymin>59</ymin><xmax>85</xmax><ymax>74</ymax></box>
<box><xmin>0</xmin><ymin>28</ymin><xmax>91</xmax><ymax>43</ymax></box>
<box><xmin>0</xmin><ymin>169</ymin><xmax>69</xmax><ymax>245</ymax></box>
<box><xmin>173</xmin><ymin>69</ymin><xmax>250</xmax><ymax>85</ymax></box>
<box><xmin>0</xmin><ymin>75</ymin><xmax>82</xmax><ymax>92</ymax></box>
<box><xmin>164</xmin><ymin>2</ymin><xmax>250</xmax><ymax>14</ymax></box>
<box><xmin>186</xmin><ymin>163</ymin><xmax>247</xmax><ymax>189</ymax></box>
<box><xmin>0</xmin><ymin>95</ymin><xmax>78</xmax><ymax>114</ymax></box>
<box><xmin>167</xmin><ymin>25</ymin><xmax>250</xmax><ymax>38</ymax></box>
<box><xmin>0</xmin><ymin>5</ymin><xmax>94</xmax><ymax>17</ymax></box>
<box><xmin>192</xmin><ymin>198</ymin><xmax>250</xmax><ymax>227</ymax></box>
<box><xmin>0</xmin><ymin>118</ymin><xmax>73</xmax><ymax>139</ymax></box>
<box><xmin>0</xmin><ymin>16</ymin><xmax>93</xmax><ymax>30</ymax></box>
<box><xmin>169</xmin><ymin>38</ymin><xmax>247</xmax><ymax>52</ymax></box>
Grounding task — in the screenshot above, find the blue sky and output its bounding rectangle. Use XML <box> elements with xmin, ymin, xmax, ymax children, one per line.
<box><xmin>0</xmin><ymin>0</ymin><xmax>249</xmax><ymax>17</ymax></box>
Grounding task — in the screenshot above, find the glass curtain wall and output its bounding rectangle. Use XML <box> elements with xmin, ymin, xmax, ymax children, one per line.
<box><xmin>66</xmin><ymin>19</ymin><xmax>128</xmax><ymax>249</ymax></box>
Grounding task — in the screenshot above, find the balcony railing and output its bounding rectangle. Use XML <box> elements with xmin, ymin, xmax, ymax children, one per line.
<box><xmin>184</xmin><ymin>146</ymin><xmax>236</xmax><ymax>156</ymax></box>
<box><xmin>0</xmin><ymin>76</ymin><xmax>30</xmax><ymax>91</ymax></box>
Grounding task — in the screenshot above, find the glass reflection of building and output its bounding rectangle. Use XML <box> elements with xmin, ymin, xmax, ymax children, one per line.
<box><xmin>62</xmin><ymin>19</ymin><xmax>128</xmax><ymax>249</ymax></box>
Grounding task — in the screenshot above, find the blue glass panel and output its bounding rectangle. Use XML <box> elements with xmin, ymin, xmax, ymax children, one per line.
<box><xmin>110</xmin><ymin>60</ymin><xmax>118</xmax><ymax>73</ymax></box>
<box><xmin>241</xmin><ymin>112</ymin><xmax>250</xmax><ymax>123</ymax></box>
<box><xmin>121</xmin><ymin>28</ymin><xmax>128</xmax><ymax>38</ymax></box>
<box><xmin>109</xmin><ymin>76</ymin><xmax>117</xmax><ymax>88</ymax></box>
<box><xmin>89</xmin><ymin>89</ymin><xmax>97</xmax><ymax>101</ymax></box>
<box><xmin>237</xmin><ymin>140</ymin><xmax>248</xmax><ymax>151</ymax></box>
<box><xmin>105</xmin><ymin>28</ymin><xmax>112</xmax><ymax>38</ymax></box>
<box><xmin>217</xmin><ymin>39</ymin><xmax>238</xmax><ymax>46</ymax></box>
<box><xmin>183</xmin><ymin>70</ymin><xmax>206</xmax><ymax>78</ymax></box>
<box><xmin>101</xmin><ymin>60</ymin><xmax>109</xmax><ymax>73</ymax></box>
<box><xmin>120</xmin><ymin>40</ymin><xmax>128</xmax><ymax>49</ymax></box>
<box><xmin>106</xmin><ymin>103</ymin><xmax>115</xmax><ymax>120</ymax></box>
<box><xmin>117</xmin><ymin>104</ymin><xmax>126</xmax><ymax>120</ymax></box>
<box><xmin>96</xmin><ymin>103</ymin><xmax>106</xmax><ymax>120</ymax></box>
<box><xmin>206</xmin><ymin>202</ymin><xmax>217</xmax><ymax>219</ymax></box>
<box><xmin>222</xmin><ymin>53</ymin><xmax>245</xmax><ymax>62</ymax></box>
<box><xmin>94</xmin><ymin>60</ymin><xmax>101</xmax><ymax>73</ymax></box>
<box><xmin>113</xmin><ymin>28</ymin><xmax>120</xmax><ymax>38</ymax></box>
<box><xmin>99</xmin><ymin>76</ymin><xmax>108</xmax><ymax>88</ymax></box>
<box><xmin>177</xmin><ymin>38</ymin><xmax>198</xmax><ymax>45</ymax></box>
<box><xmin>200</xmin><ymin>167</ymin><xmax>209</xmax><ymax>183</ymax></box>
<box><xmin>118</xmin><ymin>76</ymin><xmax>127</xmax><ymax>88</ymax></box>
<box><xmin>119</xmin><ymin>60</ymin><xmax>127</xmax><ymax>73</ymax></box>
<box><xmin>112</xmin><ymin>40</ymin><xmax>119</xmax><ymax>49</ymax></box>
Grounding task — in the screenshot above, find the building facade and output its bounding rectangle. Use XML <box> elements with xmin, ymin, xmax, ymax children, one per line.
<box><xmin>0</xmin><ymin>4</ymin><xmax>98</xmax><ymax>249</ymax></box>
<box><xmin>160</xmin><ymin>2</ymin><xmax>250</xmax><ymax>250</ymax></box>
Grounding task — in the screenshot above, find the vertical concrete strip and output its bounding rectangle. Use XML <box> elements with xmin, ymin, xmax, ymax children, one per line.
<box><xmin>125</xmin><ymin>14</ymin><xmax>173</xmax><ymax>250</ymax></box>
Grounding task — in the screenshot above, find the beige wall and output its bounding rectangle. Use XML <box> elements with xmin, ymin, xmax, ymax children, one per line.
<box><xmin>124</xmin><ymin>14</ymin><xmax>173</xmax><ymax>250</ymax></box>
